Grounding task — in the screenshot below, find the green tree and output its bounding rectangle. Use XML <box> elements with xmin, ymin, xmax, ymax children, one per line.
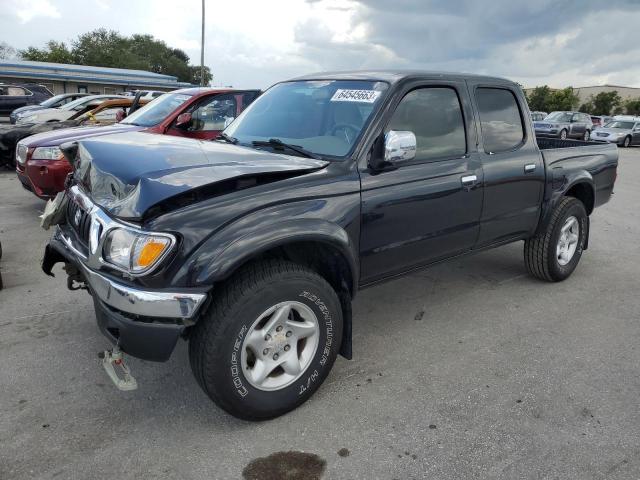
<box><xmin>19</xmin><ymin>29</ymin><xmax>211</xmax><ymax>85</ymax></box>
<box><xmin>21</xmin><ymin>41</ymin><xmax>74</xmax><ymax>63</ymax></box>
<box><xmin>589</xmin><ymin>91</ymin><xmax>621</xmax><ymax>115</ymax></box>
<box><xmin>189</xmin><ymin>65</ymin><xmax>213</xmax><ymax>86</ymax></box>
<box><xmin>526</xmin><ymin>86</ymin><xmax>552</xmax><ymax>112</ymax></box>
<box><xmin>547</xmin><ymin>87</ymin><xmax>580</xmax><ymax>111</ymax></box>
<box><xmin>579</xmin><ymin>101</ymin><xmax>594</xmax><ymax>113</ymax></box>
<box><xmin>625</xmin><ymin>98</ymin><xmax>640</xmax><ymax>116</ymax></box>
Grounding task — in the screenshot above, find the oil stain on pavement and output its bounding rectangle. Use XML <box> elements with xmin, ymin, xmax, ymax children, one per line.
<box><xmin>242</xmin><ymin>451</ymin><xmax>326</xmax><ymax>480</ymax></box>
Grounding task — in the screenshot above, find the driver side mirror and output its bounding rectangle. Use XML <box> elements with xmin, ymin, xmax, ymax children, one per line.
<box><xmin>175</xmin><ymin>112</ymin><xmax>192</xmax><ymax>128</ymax></box>
<box><xmin>384</xmin><ymin>130</ymin><xmax>416</xmax><ymax>165</ymax></box>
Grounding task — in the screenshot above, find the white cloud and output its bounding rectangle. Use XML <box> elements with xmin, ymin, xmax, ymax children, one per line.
<box><xmin>0</xmin><ymin>0</ymin><xmax>639</xmax><ymax>89</ymax></box>
<box><xmin>7</xmin><ymin>0</ymin><xmax>61</xmax><ymax>23</ymax></box>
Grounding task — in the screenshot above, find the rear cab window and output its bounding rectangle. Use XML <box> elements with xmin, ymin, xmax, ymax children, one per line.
<box><xmin>475</xmin><ymin>87</ymin><xmax>525</xmax><ymax>153</ymax></box>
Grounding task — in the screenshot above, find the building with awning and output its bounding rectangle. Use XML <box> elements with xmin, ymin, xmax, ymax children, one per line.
<box><xmin>0</xmin><ymin>59</ymin><xmax>195</xmax><ymax>95</ymax></box>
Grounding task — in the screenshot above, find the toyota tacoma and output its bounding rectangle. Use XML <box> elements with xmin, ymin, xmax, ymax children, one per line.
<box><xmin>41</xmin><ymin>71</ymin><xmax>618</xmax><ymax>420</ymax></box>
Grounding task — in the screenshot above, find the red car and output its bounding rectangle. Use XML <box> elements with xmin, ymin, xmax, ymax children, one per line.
<box><xmin>16</xmin><ymin>88</ymin><xmax>261</xmax><ymax>199</ymax></box>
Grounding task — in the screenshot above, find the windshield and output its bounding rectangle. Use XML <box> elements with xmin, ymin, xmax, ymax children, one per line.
<box><xmin>544</xmin><ymin>112</ymin><xmax>573</xmax><ymax>122</ymax></box>
<box><xmin>121</xmin><ymin>93</ymin><xmax>191</xmax><ymax>127</ymax></box>
<box><xmin>604</xmin><ymin>121</ymin><xmax>634</xmax><ymax>129</ymax></box>
<box><xmin>40</xmin><ymin>95</ymin><xmax>68</xmax><ymax>108</ymax></box>
<box><xmin>61</xmin><ymin>96</ymin><xmax>99</xmax><ymax>111</ymax></box>
<box><xmin>224</xmin><ymin>80</ymin><xmax>389</xmax><ymax>158</ymax></box>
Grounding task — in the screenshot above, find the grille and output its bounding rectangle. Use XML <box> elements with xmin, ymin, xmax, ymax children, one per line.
<box><xmin>66</xmin><ymin>197</ymin><xmax>91</xmax><ymax>245</ymax></box>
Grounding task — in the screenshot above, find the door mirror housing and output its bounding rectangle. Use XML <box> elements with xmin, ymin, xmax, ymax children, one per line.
<box><xmin>384</xmin><ymin>130</ymin><xmax>417</xmax><ymax>165</ymax></box>
<box><xmin>175</xmin><ymin>112</ymin><xmax>192</xmax><ymax>128</ymax></box>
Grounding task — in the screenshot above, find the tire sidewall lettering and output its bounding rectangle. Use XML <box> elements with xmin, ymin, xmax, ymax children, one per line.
<box><xmin>228</xmin><ymin>289</ymin><xmax>336</xmax><ymax>399</ymax></box>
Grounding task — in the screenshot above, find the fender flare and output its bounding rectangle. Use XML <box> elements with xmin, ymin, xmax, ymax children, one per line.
<box><xmin>193</xmin><ymin>218</ymin><xmax>359</xmax><ymax>294</ymax></box>
<box><xmin>537</xmin><ymin>171</ymin><xmax>595</xmax><ymax>235</ymax></box>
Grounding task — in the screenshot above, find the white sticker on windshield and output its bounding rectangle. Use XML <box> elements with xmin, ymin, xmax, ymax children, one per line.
<box><xmin>330</xmin><ymin>89</ymin><xmax>381</xmax><ymax>103</ymax></box>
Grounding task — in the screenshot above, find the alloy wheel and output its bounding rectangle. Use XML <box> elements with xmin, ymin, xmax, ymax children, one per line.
<box><xmin>241</xmin><ymin>301</ymin><xmax>320</xmax><ymax>391</ymax></box>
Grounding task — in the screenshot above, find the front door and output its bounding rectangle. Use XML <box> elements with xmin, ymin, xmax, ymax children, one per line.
<box><xmin>359</xmin><ymin>81</ymin><xmax>484</xmax><ymax>284</ymax></box>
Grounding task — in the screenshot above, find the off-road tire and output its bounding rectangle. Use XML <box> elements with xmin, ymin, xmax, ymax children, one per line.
<box><xmin>524</xmin><ymin>197</ymin><xmax>588</xmax><ymax>282</ymax></box>
<box><xmin>189</xmin><ymin>259</ymin><xmax>343</xmax><ymax>420</ymax></box>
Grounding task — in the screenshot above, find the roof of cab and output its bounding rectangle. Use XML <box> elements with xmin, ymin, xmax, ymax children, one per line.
<box><xmin>288</xmin><ymin>70</ymin><xmax>518</xmax><ymax>86</ymax></box>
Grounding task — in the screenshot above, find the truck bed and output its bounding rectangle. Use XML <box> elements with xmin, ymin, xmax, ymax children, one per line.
<box><xmin>537</xmin><ymin>137</ymin><xmax>618</xmax><ymax>211</ymax></box>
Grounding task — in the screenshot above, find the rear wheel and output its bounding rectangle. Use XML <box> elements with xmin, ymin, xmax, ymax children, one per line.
<box><xmin>559</xmin><ymin>129</ymin><xmax>568</xmax><ymax>140</ymax></box>
<box><xmin>524</xmin><ymin>197</ymin><xmax>588</xmax><ymax>282</ymax></box>
<box><xmin>189</xmin><ymin>259</ymin><xmax>343</xmax><ymax>420</ymax></box>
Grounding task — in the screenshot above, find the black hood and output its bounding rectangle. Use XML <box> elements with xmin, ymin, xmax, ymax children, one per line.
<box><xmin>68</xmin><ymin>131</ymin><xmax>329</xmax><ymax>221</ymax></box>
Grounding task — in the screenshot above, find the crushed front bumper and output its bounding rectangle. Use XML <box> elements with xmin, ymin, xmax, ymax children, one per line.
<box><xmin>43</xmin><ymin>228</ymin><xmax>208</xmax><ymax>361</ymax></box>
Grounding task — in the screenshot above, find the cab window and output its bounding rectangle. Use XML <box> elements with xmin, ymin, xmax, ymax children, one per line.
<box><xmin>386</xmin><ymin>87</ymin><xmax>466</xmax><ymax>162</ymax></box>
<box><xmin>476</xmin><ymin>88</ymin><xmax>524</xmax><ymax>153</ymax></box>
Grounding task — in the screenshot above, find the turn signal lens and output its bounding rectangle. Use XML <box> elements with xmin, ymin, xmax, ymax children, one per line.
<box><xmin>132</xmin><ymin>236</ymin><xmax>171</xmax><ymax>272</ymax></box>
<box><xmin>103</xmin><ymin>228</ymin><xmax>173</xmax><ymax>274</ymax></box>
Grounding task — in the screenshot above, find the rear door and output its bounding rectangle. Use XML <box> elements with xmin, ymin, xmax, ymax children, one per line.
<box><xmin>570</xmin><ymin>113</ymin><xmax>587</xmax><ymax>138</ymax></box>
<box><xmin>468</xmin><ymin>83</ymin><xmax>545</xmax><ymax>245</ymax></box>
<box><xmin>633</xmin><ymin>122</ymin><xmax>640</xmax><ymax>145</ymax></box>
<box><xmin>359</xmin><ymin>80</ymin><xmax>484</xmax><ymax>284</ymax></box>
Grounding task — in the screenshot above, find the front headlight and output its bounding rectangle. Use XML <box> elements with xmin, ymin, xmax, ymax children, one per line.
<box><xmin>15</xmin><ymin>143</ymin><xmax>28</xmax><ymax>165</ymax></box>
<box><xmin>103</xmin><ymin>228</ymin><xmax>173</xmax><ymax>274</ymax></box>
<box><xmin>32</xmin><ymin>146</ymin><xmax>63</xmax><ymax>160</ymax></box>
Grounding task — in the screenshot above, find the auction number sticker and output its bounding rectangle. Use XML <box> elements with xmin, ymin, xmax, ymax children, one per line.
<box><xmin>330</xmin><ymin>89</ymin><xmax>381</xmax><ymax>103</ymax></box>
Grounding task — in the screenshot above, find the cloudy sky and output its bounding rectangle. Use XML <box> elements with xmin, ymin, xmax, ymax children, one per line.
<box><xmin>1</xmin><ymin>0</ymin><xmax>639</xmax><ymax>89</ymax></box>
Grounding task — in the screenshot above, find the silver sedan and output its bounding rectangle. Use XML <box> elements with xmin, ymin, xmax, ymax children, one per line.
<box><xmin>592</xmin><ymin>120</ymin><xmax>640</xmax><ymax>147</ymax></box>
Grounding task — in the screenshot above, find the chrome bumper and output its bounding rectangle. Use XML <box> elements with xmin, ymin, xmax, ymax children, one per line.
<box><xmin>78</xmin><ymin>261</ymin><xmax>207</xmax><ymax>319</ymax></box>
<box><xmin>48</xmin><ymin>191</ymin><xmax>207</xmax><ymax>320</ymax></box>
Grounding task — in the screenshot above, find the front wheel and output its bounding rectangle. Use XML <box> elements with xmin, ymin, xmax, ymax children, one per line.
<box><xmin>583</xmin><ymin>130</ymin><xmax>590</xmax><ymax>141</ymax></box>
<box><xmin>189</xmin><ymin>260</ymin><xmax>343</xmax><ymax>420</ymax></box>
<box><xmin>622</xmin><ymin>136</ymin><xmax>631</xmax><ymax>148</ymax></box>
<box><xmin>559</xmin><ymin>129</ymin><xmax>568</xmax><ymax>140</ymax></box>
<box><xmin>524</xmin><ymin>197</ymin><xmax>588</xmax><ymax>282</ymax></box>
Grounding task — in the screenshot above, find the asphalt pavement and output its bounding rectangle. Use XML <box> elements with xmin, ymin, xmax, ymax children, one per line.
<box><xmin>0</xmin><ymin>148</ymin><xmax>639</xmax><ymax>480</ymax></box>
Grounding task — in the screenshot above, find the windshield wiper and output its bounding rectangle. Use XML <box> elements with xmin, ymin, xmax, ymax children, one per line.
<box><xmin>216</xmin><ymin>132</ymin><xmax>238</xmax><ymax>144</ymax></box>
<box><xmin>252</xmin><ymin>138</ymin><xmax>321</xmax><ymax>159</ymax></box>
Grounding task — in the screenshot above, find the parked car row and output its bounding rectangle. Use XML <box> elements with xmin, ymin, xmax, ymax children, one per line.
<box><xmin>532</xmin><ymin>110</ymin><xmax>640</xmax><ymax>146</ymax></box>
<box><xmin>10</xmin><ymin>93</ymin><xmax>90</xmax><ymax>124</ymax></box>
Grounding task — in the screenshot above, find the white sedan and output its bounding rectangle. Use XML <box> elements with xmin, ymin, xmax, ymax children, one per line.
<box><xmin>16</xmin><ymin>94</ymin><xmax>125</xmax><ymax>124</ymax></box>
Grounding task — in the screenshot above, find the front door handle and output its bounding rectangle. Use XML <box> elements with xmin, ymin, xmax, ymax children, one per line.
<box><xmin>461</xmin><ymin>174</ymin><xmax>477</xmax><ymax>186</ymax></box>
<box><xmin>524</xmin><ymin>163</ymin><xmax>536</xmax><ymax>173</ymax></box>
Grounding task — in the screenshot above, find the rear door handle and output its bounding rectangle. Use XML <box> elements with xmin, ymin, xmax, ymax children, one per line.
<box><xmin>524</xmin><ymin>163</ymin><xmax>536</xmax><ymax>173</ymax></box>
<box><xmin>461</xmin><ymin>174</ymin><xmax>477</xmax><ymax>186</ymax></box>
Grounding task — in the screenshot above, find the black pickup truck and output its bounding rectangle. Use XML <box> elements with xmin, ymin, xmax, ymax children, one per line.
<box><xmin>41</xmin><ymin>71</ymin><xmax>618</xmax><ymax>420</ymax></box>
